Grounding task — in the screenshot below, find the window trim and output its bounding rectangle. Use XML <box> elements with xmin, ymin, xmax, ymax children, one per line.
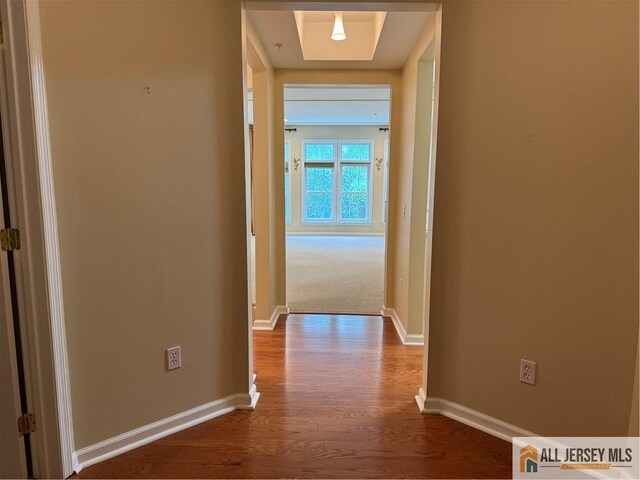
<box><xmin>302</xmin><ymin>140</ymin><xmax>337</xmax><ymax>223</ymax></box>
<box><xmin>301</xmin><ymin>139</ymin><xmax>373</xmax><ymax>225</ymax></box>
<box><xmin>337</xmin><ymin>140</ymin><xmax>373</xmax><ymax>224</ymax></box>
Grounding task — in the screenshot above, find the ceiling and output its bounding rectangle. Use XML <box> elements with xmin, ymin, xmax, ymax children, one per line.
<box><xmin>298</xmin><ymin>11</ymin><xmax>382</xmax><ymax>22</ymax></box>
<box><xmin>293</xmin><ymin>11</ymin><xmax>387</xmax><ymax>61</ymax></box>
<box><xmin>247</xmin><ymin>9</ymin><xmax>434</xmax><ymax>69</ymax></box>
<box><xmin>248</xmin><ymin>85</ymin><xmax>391</xmax><ymax>125</ymax></box>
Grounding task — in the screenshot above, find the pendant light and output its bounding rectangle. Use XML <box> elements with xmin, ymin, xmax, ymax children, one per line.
<box><xmin>331</xmin><ymin>12</ymin><xmax>346</xmax><ymax>41</ymax></box>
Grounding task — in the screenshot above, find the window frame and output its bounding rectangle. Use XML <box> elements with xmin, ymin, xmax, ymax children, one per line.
<box><xmin>302</xmin><ymin>139</ymin><xmax>337</xmax><ymax>223</ymax></box>
<box><xmin>337</xmin><ymin>140</ymin><xmax>374</xmax><ymax>224</ymax></box>
<box><xmin>301</xmin><ymin>139</ymin><xmax>373</xmax><ymax>225</ymax></box>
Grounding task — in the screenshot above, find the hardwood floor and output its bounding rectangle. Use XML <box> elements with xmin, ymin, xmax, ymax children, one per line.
<box><xmin>75</xmin><ymin>314</ymin><xmax>512</xmax><ymax>479</ymax></box>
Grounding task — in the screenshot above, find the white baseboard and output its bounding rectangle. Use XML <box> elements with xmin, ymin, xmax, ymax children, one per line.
<box><xmin>71</xmin><ymin>452</ymin><xmax>81</xmax><ymax>475</ymax></box>
<box><xmin>405</xmin><ymin>333</ymin><xmax>424</xmax><ymax>345</ymax></box>
<box><xmin>418</xmin><ymin>393</ymin><xmax>607</xmax><ymax>480</ymax></box>
<box><xmin>73</xmin><ymin>385</ymin><xmax>260</xmax><ymax>473</ymax></box>
<box><xmin>416</xmin><ymin>392</ymin><xmax>538</xmax><ymax>442</ymax></box>
<box><xmin>237</xmin><ymin>382</ymin><xmax>261</xmax><ymax>410</ymax></box>
<box><xmin>415</xmin><ymin>386</ymin><xmax>428</xmax><ymax>412</ymax></box>
<box><xmin>380</xmin><ymin>306</ymin><xmax>424</xmax><ymax>346</ymax></box>
<box><xmin>252</xmin><ymin>304</ymin><xmax>289</xmax><ymax>331</ymax></box>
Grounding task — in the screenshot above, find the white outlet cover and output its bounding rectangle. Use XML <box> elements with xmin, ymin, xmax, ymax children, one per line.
<box><xmin>520</xmin><ymin>359</ymin><xmax>536</xmax><ymax>385</ymax></box>
<box><xmin>167</xmin><ymin>346</ymin><xmax>181</xmax><ymax>371</ymax></box>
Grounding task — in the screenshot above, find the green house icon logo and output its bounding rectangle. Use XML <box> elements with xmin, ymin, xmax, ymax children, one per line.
<box><xmin>520</xmin><ymin>445</ymin><xmax>538</xmax><ymax>473</ymax></box>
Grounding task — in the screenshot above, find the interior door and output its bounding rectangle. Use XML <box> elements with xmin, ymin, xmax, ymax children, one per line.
<box><xmin>0</xmin><ymin>34</ymin><xmax>30</xmax><ymax>475</ymax></box>
<box><xmin>0</xmin><ymin>259</ymin><xmax>26</xmax><ymax>479</ymax></box>
<box><xmin>0</xmin><ymin>115</ymin><xmax>27</xmax><ymax>479</ymax></box>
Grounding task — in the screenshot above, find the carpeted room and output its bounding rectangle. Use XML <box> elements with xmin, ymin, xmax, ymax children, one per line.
<box><xmin>250</xmin><ymin>85</ymin><xmax>390</xmax><ymax>316</ymax></box>
<box><xmin>286</xmin><ymin>235</ymin><xmax>385</xmax><ymax>314</ymax></box>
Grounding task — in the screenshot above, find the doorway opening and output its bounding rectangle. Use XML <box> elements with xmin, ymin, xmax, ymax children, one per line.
<box><xmin>244</xmin><ymin>0</ymin><xmax>442</xmax><ymax>420</ymax></box>
<box><xmin>283</xmin><ymin>84</ymin><xmax>390</xmax><ymax>314</ymax></box>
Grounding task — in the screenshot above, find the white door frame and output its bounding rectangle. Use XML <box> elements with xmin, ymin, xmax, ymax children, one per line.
<box><xmin>416</xmin><ymin>5</ymin><xmax>443</xmax><ymax>411</ymax></box>
<box><xmin>0</xmin><ymin>1</ymin><xmax>75</xmax><ymax>478</ymax></box>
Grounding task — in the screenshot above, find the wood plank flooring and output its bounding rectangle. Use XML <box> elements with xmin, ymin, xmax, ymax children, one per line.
<box><xmin>75</xmin><ymin>314</ymin><xmax>512</xmax><ymax>478</ymax></box>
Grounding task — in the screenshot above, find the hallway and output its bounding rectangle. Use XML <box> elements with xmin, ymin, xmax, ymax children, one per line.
<box><xmin>75</xmin><ymin>315</ymin><xmax>512</xmax><ymax>479</ymax></box>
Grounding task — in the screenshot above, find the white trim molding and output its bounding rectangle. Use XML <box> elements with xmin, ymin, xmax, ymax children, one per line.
<box><xmin>300</xmin><ymin>139</ymin><xmax>375</xmax><ymax>225</ymax></box>
<box><xmin>239</xmin><ymin>382</ymin><xmax>261</xmax><ymax>410</ymax></box>
<box><xmin>380</xmin><ymin>306</ymin><xmax>424</xmax><ymax>346</ymax></box>
<box><xmin>0</xmin><ymin>1</ymin><xmax>75</xmax><ymax>477</ymax></box>
<box><xmin>416</xmin><ymin>394</ymin><xmax>538</xmax><ymax>443</ymax></box>
<box><xmin>74</xmin><ymin>386</ymin><xmax>260</xmax><ymax>473</ymax></box>
<box><xmin>252</xmin><ymin>304</ymin><xmax>289</xmax><ymax>330</ymax></box>
<box><xmin>24</xmin><ymin>2</ymin><xmax>76</xmax><ymax>476</ymax></box>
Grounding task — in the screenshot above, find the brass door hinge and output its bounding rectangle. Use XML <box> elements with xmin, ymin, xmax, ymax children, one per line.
<box><xmin>18</xmin><ymin>413</ymin><xmax>35</xmax><ymax>436</ymax></box>
<box><xmin>0</xmin><ymin>228</ymin><xmax>20</xmax><ymax>251</ymax></box>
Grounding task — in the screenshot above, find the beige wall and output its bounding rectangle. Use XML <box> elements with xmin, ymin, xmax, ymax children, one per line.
<box><xmin>40</xmin><ymin>0</ymin><xmax>250</xmax><ymax>448</ymax></box>
<box><xmin>38</xmin><ymin>0</ymin><xmax>639</xmax><ymax>451</ymax></box>
<box><xmin>247</xmin><ymin>18</ymin><xmax>283</xmax><ymax>323</ymax></box>
<box><xmin>631</xmin><ymin>350</ymin><xmax>639</xmax><ymax>435</ymax></box>
<box><xmin>388</xmin><ymin>19</ymin><xmax>436</xmax><ymax>336</ymax></box>
<box><xmin>247</xmin><ymin>64</ymin><xmax>253</xmax><ymax>90</ymax></box>
<box><xmin>426</xmin><ymin>0</ymin><xmax>639</xmax><ymax>436</ymax></box>
<box><xmin>285</xmin><ymin>125</ymin><xmax>389</xmax><ymax>235</ymax></box>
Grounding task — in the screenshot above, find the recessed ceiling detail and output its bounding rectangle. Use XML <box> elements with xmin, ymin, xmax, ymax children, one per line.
<box><xmin>293</xmin><ymin>11</ymin><xmax>387</xmax><ymax>61</ymax></box>
<box><xmin>247</xmin><ymin>10</ymin><xmax>434</xmax><ymax>70</ymax></box>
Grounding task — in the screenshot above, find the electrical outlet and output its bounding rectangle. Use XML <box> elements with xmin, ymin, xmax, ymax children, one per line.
<box><xmin>402</xmin><ymin>204</ymin><xmax>406</xmax><ymax>219</ymax></box>
<box><xmin>166</xmin><ymin>346</ymin><xmax>181</xmax><ymax>371</ymax></box>
<box><xmin>520</xmin><ymin>359</ymin><xmax>536</xmax><ymax>385</ymax></box>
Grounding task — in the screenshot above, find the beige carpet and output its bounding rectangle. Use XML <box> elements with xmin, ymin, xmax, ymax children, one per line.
<box><xmin>286</xmin><ymin>236</ymin><xmax>385</xmax><ymax>314</ymax></box>
<box><xmin>251</xmin><ymin>235</ymin><xmax>385</xmax><ymax>314</ymax></box>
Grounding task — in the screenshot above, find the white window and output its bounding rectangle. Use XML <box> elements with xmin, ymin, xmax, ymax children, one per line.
<box><xmin>284</xmin><ymin>140</ymin><xmax>291</xmax><ymax>224</ymax></box>
<box><xmin>302</xmin><ymin>140</ymin><xmax>372</xmax><ymax>224</ymax></box>
<box><xmin>338</xmin><ymin>141</ymin><xmax>372</xmax><ymax>223</ymax></box>
<box><xmin>303</xmin><ymin>141</ymin><xmax>336</xmax><ymax>222</ymax></box>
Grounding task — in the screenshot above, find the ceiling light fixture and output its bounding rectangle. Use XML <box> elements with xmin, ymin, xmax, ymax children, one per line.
<box><xmin>331</xmin><ymin>12</ymin><xmax>346</xmax><ymax>41</ymax></box>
